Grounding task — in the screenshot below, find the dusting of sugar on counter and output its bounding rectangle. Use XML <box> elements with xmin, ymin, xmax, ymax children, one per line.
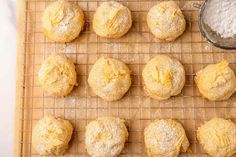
<box><xmin>203</xmin><ymin>0</ymin><xmax>236</xmax><ymax>38</ymax></box>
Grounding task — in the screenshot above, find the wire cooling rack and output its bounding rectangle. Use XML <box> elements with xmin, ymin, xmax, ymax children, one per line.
<box><xmin>15</xmin><ymin>0</ymin><xmax>236</xmax><ymax>156</ymax></box>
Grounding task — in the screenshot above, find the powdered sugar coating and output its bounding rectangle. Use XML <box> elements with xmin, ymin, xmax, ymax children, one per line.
<box><xmin>85</xmin><ymin>117</ymin><xmax>128</xmax><ymax>157</ymax></box>
<box><xmin>88</xmin><ymin>57</ymin><xmax>131</xmax><ymax>101</ymax></box>
<box><xmin>147</xmin><ymin>1</ymin><xmax>186</xmax><ymax>41</ymax></box>
<box><xmin>142</xmin><ymin>55</ymin><xmax>185</xmax><ymax>100</ymax></box>
<box><xmin>195</xmin><ymin>60</ymin><xmax>236</xmax><ymax>101</ymax></box>
<box><xmin>93</xmin><ymin>1</ymin><xmax>132</xmax><ymax>38</ymax></box>
<box><xmin>203</xmin><ymin>0</ymin><xmax>236</xmax><ymax>38</ymax></box>
<box><xmin>38</xmin><ymin>54</ymin><xmax>77</xmax><ymax>96</ymax></box>
<box><xmin>197</xmin><ymin>118</ymin><xmax>236</xmax><ymax>157</ymax></box>
<box><xmin>144</xmin><ymin>119</ymin><xmax>189</xmax><ymax>157</ymax></box>
<box><xmin>42</xmin><ymin>0</ymin><xmax>84</xmax><ymax>42</ymax></box>
<box><xmin>32</xmin><ymin>115</ymin><xmax>73</xmax><ymax>155</ymax></box>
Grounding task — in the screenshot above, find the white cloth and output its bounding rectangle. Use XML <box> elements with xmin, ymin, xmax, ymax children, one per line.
<box><xmin>0</xmin><ymin>0</ymin><xmax>16</xmax><ymax>156</ymax></box>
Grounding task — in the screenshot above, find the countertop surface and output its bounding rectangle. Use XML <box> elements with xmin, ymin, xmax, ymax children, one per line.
<box><xmin>0</xmin><ymin>0</ymin><xmax>17</xmax><ymax>156</ymax></box>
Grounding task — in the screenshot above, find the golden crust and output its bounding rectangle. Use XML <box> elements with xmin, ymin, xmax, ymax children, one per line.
<box><xmin>42</xmin><ymin>0</ymin><xmax>84</xmax><ymax>42</ymax></box>
<box><xmin>38</xmin><ymin>54</ymin><xmax>77</xmax><ymax>96</ymax></box>
<box><xmin>88</xmin><ymin>57</ymin><xmax>131</xmax><ymax>101</ymax></box>
<box><xmin>147</xmin><ymin>1</ymin><xmax>186</xmax><ymax>41</ymax></box>
<box><xmin>144</xmin><ymin>119</ymin><xmax>189</xmax><ymax>157</ymax></box>
<box><xmin>32</xmin><ymin>115</ymin><xmax>73</xmax><ymax>155</ymax></box>
<box><xmin>142</xmin><ymin>55</ymin><xmax>185</xmax><ymax>100</ymax></box>
<box><xmin>197</xmin><ymin>118</ymin><xmax>236</xmax><ymax>157</ymax></box>
<box><xmin>195</xmin><ymin>60</ymin><xmax>236</xmax><ymax>101</ymax></box>
<box><xmin>93</xmin><ymin>1</ymin><xmax>132</xmax><ymax>39</ymax></box>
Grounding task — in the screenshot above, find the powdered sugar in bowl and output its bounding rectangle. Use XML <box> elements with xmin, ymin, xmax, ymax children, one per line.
<box><xmin>194</xmin><ymin>0</ymin><xmax>236</xmax><ymax>49</ymax></box>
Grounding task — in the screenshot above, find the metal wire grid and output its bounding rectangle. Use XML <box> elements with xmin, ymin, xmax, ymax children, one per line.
<box><xmin>18</xmin><ymin>0</ymin><xmax>236</xmax><ymax>156</ymax></box>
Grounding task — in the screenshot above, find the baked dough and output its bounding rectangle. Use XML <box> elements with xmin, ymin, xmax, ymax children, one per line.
<box><xmin>144</xmin><ymin>119</ymin><xmax>189</xmax><ymax>157</ymax></box>
<box><xmin>142</xmin><ymin>55</ymin><xmax>185</xmax><ymax>100</ymax></box>
<box><xmin>93</xmin><ymin>1</ymin><xmax>132</xmax><ymax>38</ymax></box>
<box><xmin>147</xmin><ymin>1</ymin><xmax>186</xmax><ymax>41</ymax></box>
<box><xmin>88</xmin><ymin>57</ymin><xmax>131</xmax><ymax>101</ymax></box>
<box><xmin>42</xmin><ymin>0</ymin><xmax>84</xmax><ymax>42</ymax></box>
<box><xmin>85</xmin><ymin>117</ymin><xmax>128</xmax><ymax>157</ymax></box>
<box><xmin>195</xmin><ymin>60</ymin><xmax>236</xmax><ymax>101</ymax></box>
<box><xmin>197</xmin><ymin>118</ymin><xmax>236</xmax><ymax>157</ymax></box>
<box><xmin>32</xmin><ymin>115</ymin><xmax>73</xmax><ymax>155</ymax></box>
<box><xmin>38</xmin><ymin>54</ymin><xmax>77</xmax><ymax>96</ymax></box>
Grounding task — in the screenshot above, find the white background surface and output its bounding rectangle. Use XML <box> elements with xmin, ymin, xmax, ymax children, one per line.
<box><xmin>0</xmin><ymin>0</ymin><xmax>17</xmax><ymax>156</ymax></box>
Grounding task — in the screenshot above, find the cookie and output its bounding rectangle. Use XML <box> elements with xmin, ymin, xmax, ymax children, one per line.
<box><xmin>42</xmin><ymin>0</ymin><xmax>84</xmax><ymax>42</ymax></box>
<box><xmin>85</xmin><ymin>117</ymin><xmax>128</xmax><ymax>157</ymax></box>
<box><xmin>88</xmin><ymin>57</ymin><xmax>131</xmax><ymax>101</ymax></box>
<box><xmin>147</xmin><ymin>1</ymin><xmax>186</xmax><ymax>41</ymax></box>
<box><xmin>197</xmin><ymin>118</ymin><xmax>236</xmax><ymax>157</ymax></box>
<box><xmin>142</xmin><ymin>55</ymin><xmax>185</xmax><ymax>100</ymax></box>
<box><xmin>195</xmin><ymin>60</ymin><xmax>236</xmax><ymax>101</ymax></box>
<box><xmin>93</xmin><ymin>1</ymin><xmax>132</xmax><ymax>38</ymax></box>
<box><xmin>144</xmin><ymin>119</ymin><xmax>189</xmax><ymax>157</ymax></box>
<box><xmin>32</xmin><ymin>115</ymin><xmax>73</xmax><ymax>155</ymax></box>
<box><xmin>38</xmin><ymin>54</ymin><xmax>77</xmax><ymax>96</ymax></box>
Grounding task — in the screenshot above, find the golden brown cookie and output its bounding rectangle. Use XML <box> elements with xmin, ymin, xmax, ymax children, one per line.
<box><xmin>197</xmin><ymin>118</ymin><xmax>236</xmax><ymax>157</ymax></box>
<box><xmin>42</xmin><ymin>0</ymin><xmax>84</xmax><ymax>42</ymax></box>
<box><xmin>85</xmin><ymin>117</ymin><xmax>128</xmax><ymax>157</ymax></box>
<box><xmin>32</xmin><ymin>115</ymin><xmax>73</xmax><ymax>155</ymax></box>
<box><xmin>142</xmin><ymin>55</ymin><xmax>185</xmax><ymax>100</ymax></box>
<box><xmin>195</xmin><ymin>60</ymin><xmax>236</xmax><ymax>101</ymax></box>
<box><xmin>38</xmin><ymin>54</ymin><xmax>77</xmax><ymax>96</ymax></box>
<box><xmin>93</xmin><ymin>1</ymin><xmax>132</xmax><ymax>38</ymax></box>
<box><xmin>144</xmin><ymin>119</ymin><xmax>189</xmax><ymax>157</ymax></box>
<box><xmin>147</xmin><ymin>1</ymin><xmax>186</xmax><ymax>41</ymax></box>
<box><xmin>88</xmin><ymin>57</ymin><xmax>131</xmax><ymax>101</ymax></box>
